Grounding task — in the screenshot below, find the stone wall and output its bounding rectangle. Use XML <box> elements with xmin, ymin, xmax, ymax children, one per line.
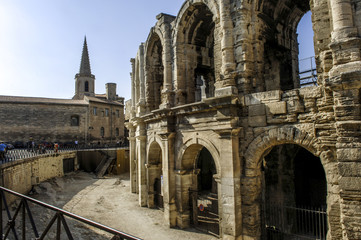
<box><xmin>0</xmin><ymin>152</ymin><xmax>78</xmax><ymax>203</ymax></box>
<box><xmin>0</xmin><ymin>100</ymin><xmax>88</xmax><ymax>143</ymax></box>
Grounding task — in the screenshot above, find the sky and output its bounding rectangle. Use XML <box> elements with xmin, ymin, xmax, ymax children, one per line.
<box><xmin>0</xmin><ymin>1</ymin><xmax>314</xmax><ymax>101</ymax></box>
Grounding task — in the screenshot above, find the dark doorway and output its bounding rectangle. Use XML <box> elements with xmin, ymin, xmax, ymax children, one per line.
<box><xmin>262</xmin><ymin>144</ymin><xmax>327</xmax><ymax>239</ymax></box>
<box><xmin>154</xmin><ymin>177</ymin><xmax>163</xmax><ymax>209</ymax></box>
<box><xmin>190</xmin><ymin>147</ymin><xmax>219</xmax><ymax>237</ymax></box>
<box><xmin>63</xmin><ymin>158</ymin><xmax>75</xmax><ymax>174</ymax></box>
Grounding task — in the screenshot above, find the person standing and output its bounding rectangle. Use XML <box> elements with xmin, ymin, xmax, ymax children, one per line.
<box><xmin>0</xmin><ymin>142</ymin><xmax>7</xmax><ymax>161</ymax></box>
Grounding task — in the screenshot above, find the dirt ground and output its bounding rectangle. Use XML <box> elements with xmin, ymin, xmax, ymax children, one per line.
<box><xmin>19</xmin><ymin>171</ymin><xmax>218</xmax><ymax>240</ymax></box>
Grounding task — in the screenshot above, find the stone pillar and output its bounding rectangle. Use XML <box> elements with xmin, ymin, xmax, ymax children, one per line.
<box><xmin>128</xmin><ymin>125</ymin><xmax>137</xmax><ymax>193</ymax></box>
<box><xmin>216</xmin><ymin>128</ymin><xmax>243</xmax><ymax>240</ymax></box>
<box><xmin>329</xmin><ymin>0</ymin><xmax>361</xmax><ymax>73</ymax></box>
<box><xmin>130</xmin><ymin>58</ymin><xmax>136</xmax><ymax>118</ymax></box>
<box><xmin>328</xmin><ymin>2</ymin><xmax>361</xmax><ymax>239</ymax></box>
<box><xmin>175</xmin><ymin>170</ymin><xmax>193</xmax><ymax>229</ymax></box>
<box><xmin>137</xmin><ymin>44</ymin><xmax>146</xmax><ymax>115</ymax></box>
<box><xmin>159</xmin><ymin>14</ymin><xmax>174</xmax><ymax>109</ymax></box>
<box><xmin>333</xmin><ymin>88</ymin><xmax>361</xmax><ymax>240</ymax></box>
<box><xmin>215</xmin><ymin>0</ymin><xmax>237</xmax><ymax>97</ymax></box>
<box><xmin>160</xmin><ymin>132</ymin><xmax>177</xmax><ymax>227</ymax></box>
<box><xmin>136</xmin><ymin>121</ymin><xmax>147</xmax><ymax>207</ymax></box>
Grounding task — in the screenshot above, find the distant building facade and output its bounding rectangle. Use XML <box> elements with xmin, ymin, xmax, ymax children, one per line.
<box><xmin>0</xmin><ymin>37</ymin><xmax>125</xmax><ymax>145</ymax></box>
<box><xmin>128</xmin><ymin>0</ymin><xmax>361</xmax><ymax>239</ymax></box>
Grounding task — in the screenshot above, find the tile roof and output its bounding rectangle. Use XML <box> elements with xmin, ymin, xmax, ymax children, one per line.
<box><xmin>0</xmin><ymin>95</ymin><xmax>88</xmax><ymax>106</ymax></box>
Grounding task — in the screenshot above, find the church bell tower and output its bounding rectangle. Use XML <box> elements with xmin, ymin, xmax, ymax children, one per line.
<box><xmin>73</xmin><ymin>36</ymin><xmax>95</xmax><ymax>100</ymax></box>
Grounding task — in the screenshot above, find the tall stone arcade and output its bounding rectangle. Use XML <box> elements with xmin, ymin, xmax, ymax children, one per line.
<box><xmin>128</xmin><ymin>0</ymin><xmax>361</xmax><ymax>239</ymax></box>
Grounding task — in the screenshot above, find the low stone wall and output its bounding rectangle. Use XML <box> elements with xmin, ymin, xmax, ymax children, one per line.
<box><xmin>0</xmin><ymin>151</ymin><xmax>78</xmax><ymax>197</ymax></box>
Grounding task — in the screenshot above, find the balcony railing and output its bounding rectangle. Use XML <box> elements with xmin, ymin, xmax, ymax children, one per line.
<box><xmin>299</xmin><ymin>57</ymin><xmax>318</xmax><ymax>87</ymax></box>
<box><xmin>0</xmin><ymin>186</ymin><xmax>142</xmax><ymax>240</ymax></box>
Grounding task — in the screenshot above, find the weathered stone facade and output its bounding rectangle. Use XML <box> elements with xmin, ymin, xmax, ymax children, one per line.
<box><xmin>128</xmin><ymin>0</ymin><xmax>361</xmax><ymax>239</ymax></box>
<box><xmin>0</xmin><ymin>38</ymin><xmax>125</xmax><ymax>145</ymax></box>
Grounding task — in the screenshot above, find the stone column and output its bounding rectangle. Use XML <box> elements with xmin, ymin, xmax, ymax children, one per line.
<box><xmin>159</xmin><ymin>132</ymin><xmax>177</xmax><ymax>227</ymax></box>
<box><xmin>329</xmin><ymin>0</ymin><xmax>361</xmax><ymax>75</ymax></box>
<box><xmin>215</xmin><ymin>0</ymin><xmax>237</xmax><ymax>97</ymax></box>
<box><xmin>328</xmin><ymin>2</ymin><xmax>361</xmax><ymax>239</ymax></box>
<box><xmin>333</xmin><ymin>88</ymin><xmax>361</xmax><ymax>240</ymax></box>
<box><xmin>130</xmin><ymin>58</ymin><xmax>136</xmax><ymax>118</ymax></box>
<box><xmin>128</xmin><ymin>125</ymin><xmax>137</xmax><ymax>193</ymax></box>
<box><xmin>136</xmin><ymin>121</ymin><xmax>147</xmax><ymax>207</ymax></box>
<box><xmin>137</xmin><ymin>44</ymin><xmax>146</xmax><ymax>115</ymax></box>
<box><xmin>216</xmin><ymin>128</ymin><xmax>243</xmax><ymax>240</ymax></box>
<box><xmin>159</xmin><ymin>14</ymin><xmax>174</xmax><ymax>109</ymax></box>
<box><xmin>175</xmin><ymin>170</ymin><xmax>193</xmax><ymax>229</ymax></box>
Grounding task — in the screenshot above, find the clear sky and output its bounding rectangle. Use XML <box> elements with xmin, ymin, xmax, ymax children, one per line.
<box><xmin>0</xmin><ymin>1</ymin><xmax>314</xmax><ymax>101</ymax></box>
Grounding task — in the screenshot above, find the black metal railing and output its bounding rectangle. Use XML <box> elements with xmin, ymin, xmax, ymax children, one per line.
<box><xmin>299</xmin><ymin>57</ymin><xmax>318</xmax><ymax>87</ymax></box>
<box><xmin>1</xmin><ymin>144</ymin><xmax>128</xmax><ymax>164</ymax></box>
<box><xmin>263</xmin><ymin>203</ymin><xmax>327</xmax><ymax>240</ymax></box>
<box><xmin>0</xmin><ymin>186</ymin><xmax>142</xmax><ymax>240</ymax></box>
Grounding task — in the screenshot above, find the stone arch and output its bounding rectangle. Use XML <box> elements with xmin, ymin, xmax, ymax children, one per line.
<box><xmin>242</xmin><ymin>126</ymin><xmax>341</xmax><ymax>239</ymax></box>
<box><xmin>177</xmin><ymin>136</ymin><xmax>220</xmax><ymax>174</ymax></box>
<box><xmin>176</xmin><ymin>136</ymin><xmax>221</xmax><ymax>231</ymax></box>
<box><xmin>252</xmin><ymin>0</ymin><xmax>324</xmax><ymax>91</ymax></box>
<box><xmin>172</xmin><ymin>0</ymin><xmax>220</xmax><ymax>105</ymax></box>
<box><xmin>244</xmin><ymin>127</ymin><xmax>322</xmax><ymax>174</ymax></box>
<box><xmin>144</xmin><ymin>28</ymin><xmax>165</xmax><ymax>112</ymax></box>
<box><xmin>146</xmin><ymin>140</ymin><xmax>164</xmax><ymax>208</ymax></box>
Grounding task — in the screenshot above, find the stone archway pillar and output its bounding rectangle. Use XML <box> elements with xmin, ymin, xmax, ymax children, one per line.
<box><xmin>175</xmin><ymin>170</ymin><xmax>193</xmax><ymax>229</ymax></box>
<box><xmin>128</xmin><ymin>125</ymin><xmax>137</xmax><ymax>193</ymax></box>
<box><xmin>159</xmin><ymin>132</ymin><xmax>177</xmax><ymax>227</ymax></box>
<box><xmin>136</xmin><ymin>121</ymin><xmax>147</xmax><ymax>207</ymax></box>
<box><xmin>216</xmin><ymin>128</ymin><xmax>243</xmax><ymax>240</ymax></box>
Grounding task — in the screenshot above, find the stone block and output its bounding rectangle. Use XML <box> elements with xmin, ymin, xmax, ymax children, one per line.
<box><xmin>248</xmin><ymin>104</ymin><xmax>266</xmax><ymax>116</ymax></box>
<box><xmin>337</xmin><ymin>148</ymin><xmax>361</xmax><ymax>162</ymax></box>
<box><xmin>338</xmin><ymin>162</ymin><xmax>361</xmax><ymax>176</ymax></box>
<box><xmin>339</xmin><ymin>177</ymin><xmax>361</xmax><ymax>191</ymax></box>
<box><xmin>244</xmin><ymin>90</ymin><xmax>282</xmax><ymax>106</ymax></box>
<box><xmin>265</xmin><ymin>101</ymin><xmax>287</xmax><ymax>115</ymax></box>
<box><xmin>248</xmin><ymin>115</ymin><xmax>267</xmax><ymax>127</ymax></box>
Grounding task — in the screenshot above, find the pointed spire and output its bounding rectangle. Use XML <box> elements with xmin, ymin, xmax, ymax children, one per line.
<box><xmin>79</xmin><ymin>36</ymin><xmax>92</xmax><ymax>75</ymax></box>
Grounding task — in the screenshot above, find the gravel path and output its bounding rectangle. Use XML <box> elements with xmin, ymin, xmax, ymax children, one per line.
<box><xmin>28</xmin><ymin>171</ymin><xmax>217</xmax><ymax>240</ymax></box>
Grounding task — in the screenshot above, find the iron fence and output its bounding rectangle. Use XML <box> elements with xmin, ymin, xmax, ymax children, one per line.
<box><xmin>299</xmin><ymin>57</ymin><xmax>317</xmax><ymax>87</ymax></box>
<box><xmin>263</xmin><ymin>203</ymin><xmax>327</xmax><ymax>240</ymax></box>
<box><xmin>0</xmin><ymin>186</ymin><xmax>142</xmax><ymax>240</ymax></box>
<box><xmin>1</xmin><ymin>144</ymin><xmax>127</xmax><ymax>164</ymax></box>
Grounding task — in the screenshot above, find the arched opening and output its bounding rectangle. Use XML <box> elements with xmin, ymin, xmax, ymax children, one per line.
<box><xmin>147</xmin><ymin>142</ymin><xmax>163</xmax><ymax>209</ymax></box>
<box><xmin>262</xmin><ymin>144</ymin><xmax>327</xmax><ymax>239</ymax></box>
<box><xmin>145</xmin><ymin>33</ymin><xmax>164</xmax><ymax>111</ymax></box>
<box><xmin>175</xmin><ymin>3</ymin><xmax>217</xmax><ymax>104</ymax></box>
<box><xmin>85</xmin><ymin>81</ymin><xmax>89</xmax><ymax>92</ymax></box>
<box><xmin>259</xmin><ymin>0</ymin><xmax>315</xmax><ymax>91</ymax></box>
<box><xmin>184</xmin><ymin>145</ymin><xmax>219</xmax><ymax>236</ymax></box>
<box><xmin>297</xmin><ymin>11</ymin><xmax>317</xmax><ymax>87</ymax></box>
<box><xmin>100</xmin><ymin>127</ymin><xmax>104</xmax><ymax>137</ymax></box>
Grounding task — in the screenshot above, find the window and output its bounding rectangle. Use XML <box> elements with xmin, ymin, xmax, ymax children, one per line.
<box><xmin>105</xmin><ymin>108</ymin><xmax>109</xmax><ymax>117</ymax></box>
<box><xmin>100</xmin><ymin>127</ymin><xmax>105</xmax><ymax>137</ymax></box>
<box><xmin>71</xmin><ymin>115</ymin><xmax>79</xmax><ymax>126</ymax></box>
<box><xmin>116</xmin><ymin>110</ymin><xmax>120</xmax><ymax>118</ymax></box>
<box><xmin>93</xmin><ymin>107</ymin><xmax>97</xmax><ymax>116</ymax></box>
<box><xmin>115</xmin><ymin>128</ymin><xmax>119</xmax><ymax>137</ymax></box>
<box><xmin>85</xmin><ymin>81</ymin><xmax>89</xmax><ymax>92</ymax></box>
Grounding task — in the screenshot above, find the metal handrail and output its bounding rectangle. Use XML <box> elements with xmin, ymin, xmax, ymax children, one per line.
<box><xmin>0</xmin><ymin>186</ymin><xmax>142</xmax><ymax>240</ymax></box>
<box><xmin>1</xmin><ymin>144</ymin><xmax>129</xmax><ymax>164</ymax></box>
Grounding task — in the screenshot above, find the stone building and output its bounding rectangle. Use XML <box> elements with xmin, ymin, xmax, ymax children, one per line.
<box><xmin>0</xmin><ymin>38</ymin><xmax>125</xmax><ymax>145</ymax></box>
<box><xmin>128</xmin><ymin>0</ymin><xmax>361</xmax><ymax>239</ymax></box>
